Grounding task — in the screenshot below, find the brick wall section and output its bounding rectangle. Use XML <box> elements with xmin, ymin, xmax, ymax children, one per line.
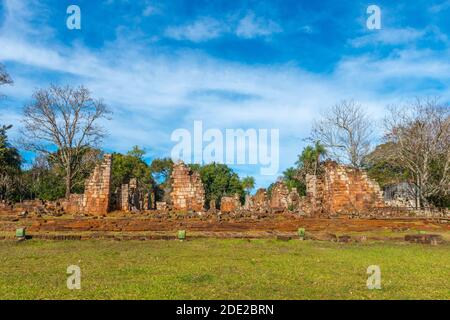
<box><xmin>119</xmin><ymin>183</ymin><xmax>130</xmax><ymax>211</ymax></box>
<box><xmin>170</xmin><ymin>162</ymin><xmax>205</xmax><ymax>212</ymax></box>
<box><xmin>307</xmin><ymin>161</ymin><xmax>384</xmax><ymax>214</ymax></box>
<box><xmin>61</xmin><ymin>194</ymin><xmax>84</xmax><ymax>214</ymax></box>
<box><xmin>251</xmin><ymin>188</ymin><xmax>268</xmax><ymax>211</ymax></box>
<box><xmin>83</xmin><ymin>154</ymin><xmax>112</xmax><ymax>215</ymax></box>
<box><xmin>288</xmin><ymin>187</ymin><xmax>300</xmax><ymax>209</ymax></box>
<box><xmin>270</xmin><ymin>181</ymin><xmax>290</xmax><ymax>209</ymax></box>
<box><xmin>220</xmin><ymin>194</ymin><xmax>241</xmax><ymax>213</ymax></box>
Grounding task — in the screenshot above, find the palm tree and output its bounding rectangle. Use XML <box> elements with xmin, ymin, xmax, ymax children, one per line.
<box><xmin>241</xmin><ymin>176</ymin><xmax>255</xmax><ymax>195</ymax></box>
<box><xmin>313</xmin><ymin>141</ymin><xmax>327</xmax><ymax>175</ymax></box>
<box><xmin>296</xmin><ymin>142</ymin><xmax>327</xmax><ymax>175</ymax></box>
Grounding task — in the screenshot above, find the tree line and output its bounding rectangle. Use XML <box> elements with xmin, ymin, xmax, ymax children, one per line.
<box><xmin>1</xmin><ymin>64</ymin><xmax>449</xmax><ymax>208</ymax></box>
<box><xmin>278</xmin><ymin>99</ymin><xmax>449</xmax><ymax>208</ymax></box>
<box><xmin>0</xmin><ymin>64</ymin><xmax>255</xmax><ymax>207</ymax></box>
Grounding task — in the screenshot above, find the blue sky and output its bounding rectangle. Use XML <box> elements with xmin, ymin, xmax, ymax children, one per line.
<box><xmin>0</xmin><ymin>0</ymin><xmax>449</xmax><ymax>189</ymax></box>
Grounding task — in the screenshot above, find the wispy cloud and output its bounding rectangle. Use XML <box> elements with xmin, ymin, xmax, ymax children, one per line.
<box><xmin>350</xmin><ymin>28</ymin><xmax>425</xmax><ymax>47</ymax></box>
<box><xmin>349</xmin><ymin>26</ymin><xmax>449</xmax><ymax>48</ymax></box>
<box><xmin>235</xmin><ymin>12</ymin><xmax>282</xmax><ymax>39</ymax></box>
<box><xmin>142</xmin><ymin>4</ymin><xmax>158</xmax><ymax>16</ymax></box>
<box><xmin>164</xmin><ymin>17</ymin><xmax>226</xmax><ymax>42</ymax></box>
<box><xmin>164</xmin><ymin>11</ymin><xmax>282</xmax><ymax>42</ymax></box>
<box><xmin>429</xmin><ymin>0</ymin><xmax>450</xmax><ymax>13</ymax></box>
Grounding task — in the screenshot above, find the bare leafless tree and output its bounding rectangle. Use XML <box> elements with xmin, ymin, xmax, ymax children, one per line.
<box><xmin>310</xmin><ymin>100</ymin><xmax>373</xmax><ymax>168</ymax></box>
<box><xmin>384</xmin><ymin>97</ymin><xmax>450</xmax><ymax>208</ymax></box>
<box><xmin>21</xmin><ymin>85</ymin><xmax>111</xmax><ymax>198</ymax></box>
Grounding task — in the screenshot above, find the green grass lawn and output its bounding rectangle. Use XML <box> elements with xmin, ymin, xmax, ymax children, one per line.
<box><xmin>0</xmin><ymin>239</ymin><xmax>449</xmax><ymax>299</ymax></box>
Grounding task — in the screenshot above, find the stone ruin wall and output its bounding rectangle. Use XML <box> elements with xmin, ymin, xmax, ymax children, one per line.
<box><xmin>5</xmin><ymin>156</ymin><xmax>447</xmax><ymax>218</ymax></box>
<box><xmin>170</xmin><ymin>162</ymin><xmax>205</xmax><ymax>212</ymax></box>
<box><xmin>62</xmin><ymin>154</ymin><xmax>112</xmax><ymax>215</ymax></box>
<box><xmin>117</xmin><ymin>178</ymin><xmax>155</xmax><ymax>212</ymax></box>
<box><xmin>220</xmin><ymin>194</ymin><xmax>241</xmax><ymax>213</ymax></box>
<box><xmin>306</xmin><ymin>161</ymin><xmax>385</xmax><ymax>215</ymax></box>
<box><xmin>83</xmin><ymin>154</ymin><xmax>112</xmax><ymax>215</ymax></box>
<box><xmin>270</xmin><ymin>181</ymin><xmax>290</xmax><ymax>210</ymax></box>
<box><xmin>251</xmin><ymin>188</ymin><xmax>268</xmax><ymax>211</ymax></box>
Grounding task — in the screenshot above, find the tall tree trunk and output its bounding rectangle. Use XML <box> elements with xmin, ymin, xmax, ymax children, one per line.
<box><xmin>415</xmin><ymin>175</ymin><xmax>421</xmax><ymax>209</ymax></box>
<box><xmin>65</xmin><ymin>165</ymin><xmax>72</xmax><ymax>199</ymax></box>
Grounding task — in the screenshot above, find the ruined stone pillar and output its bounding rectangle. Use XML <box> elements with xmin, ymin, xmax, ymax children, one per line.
<box><xmin>83</xmin><ymin>154</ymin><xmax>112</xmax><ymax>215</ymax></box>
<box><xmin>170</xmin><ymin>162</ymin><xmax>205</xmax><ymax>212</ymax></box>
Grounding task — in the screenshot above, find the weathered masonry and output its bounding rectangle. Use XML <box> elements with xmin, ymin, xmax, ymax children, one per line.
<box><xmin>306</xmin><ymin>161</ymin><xmax>385</xmax><ymax>214</ymax></box>
<box><xmin>170</xmin><ymin>162</ymin><xmax>205</xmax><ymax>212</ymax></box>
<box><xmin>62</xmin><ymin>154</ymin><xmax>112</xmax><ymax>215</ymax></box>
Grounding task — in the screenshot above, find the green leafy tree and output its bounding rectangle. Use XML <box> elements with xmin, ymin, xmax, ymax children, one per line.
<box><xmin>0</xmin><ymin>124</ymin><xmax>22</xmax><ymax>201</ymax></box>
<box><xmin>23</xmin><ymin>158</ymin><xmax>66</xmax><ymax>201</ymax></box>
<box><xmin>111</xmin><ymin>146</ymin><xmax>154</xmax><ymax>192</ymax></box>
<box><xmin>282</xmin><ymin>167</ymin><xmax>305</xmax><ymax>195</ymax></box>
<box><xmin>241</xmin><ymin>176</ymin><xmax>255</xmax><ymax>195</ymax></box>
<box><xmin>364</xmin><ymin>142</ymin><xmax>410</xmax><ymax>188</ymax></box>
<box><xmin>191</xmin><ymin>163</ymin><xmax>245</xmax><ymax>209</ymax></box>
<box><xmin>296</xmin><ymin>141</ymin><xmax>327</xmax><ymax>175</ymax></box>
<box><xmin>150</xmin><ymin>157</ymin><xmax>174</xmax><ymax>185</ymax></box>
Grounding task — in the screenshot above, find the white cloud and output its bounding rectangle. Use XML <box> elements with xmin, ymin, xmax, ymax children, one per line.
<box><xmin>235</xmin><ymin>12</ymin><xmax>282</xmax><ymax>39</ymax></box>
<box><xmin>429</xmin><ymin>0</ymin><xmax>450</xmax><ymax>13</ymax></box>
<box><xmin>142</xmin><ymin>5</ymin><xmax>157</xmax><ymax>16</ymax></box>
<box><xmin>164</xmin><ymin>18</ymin><xmax>226</xmax><ymax>42</ymax></box>
<box><xmin>350</xmin><ymin>28</ymin><xmax>425</xmax><ymax>47</ymax></box>
<box><xmin>349</xmin><ymin>27</ymin><xmax>449</xmax><ymax>48</ymax></box>
<box><xmin>164</xmin><ymin>11</ymin><xmax>282</xmax><ymax>42</ymax></box>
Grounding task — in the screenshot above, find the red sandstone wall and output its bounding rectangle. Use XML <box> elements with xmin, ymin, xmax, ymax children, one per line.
<box><xmin>307</xmin><ymin>161</ymin><xmax>384</xmax><ymax>214</ymax></box>
<box><xmin>220</xmin><ymin>195</ymin><xmax>240</xmax><ymax>213</ymax></box>
<box><xmin>270</xmin><ymin>181</ymin><xmax>289</xmax><ymax>209</ymax></box>
<box><xmin>83</xmin><ymin>154</ymin><xmax>112</xmax><ymax>215</ymax></box>
<box><xmin>170</xmin><ymin>162</ymin><xmax>205</xmax><ymax>212</ymax></box>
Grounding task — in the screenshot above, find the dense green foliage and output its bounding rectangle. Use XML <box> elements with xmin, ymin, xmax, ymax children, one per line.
<box><xmin>0</xmin><ymin>125</ymin><xmax>22</xmax><ymax>201</ymax></box>
<box><xmin>241</xmin><ymin>176</ymin><xmax>255</xmax><ymax>195</ymax></box>
<box><xmin>364</xmin><ymin>143</ymin><xmax>410</xmax><ymax>188</ymax></box>
<box><xmin>190</xmin><ymin>163</ymin><xmax>245</xmax><ymax>209</ymax></box>
<box><xmin>270</xmin><ymin>142</ymin><xmax>328</xmax><ymax>198</ymax></box>
<box><xmin>111</xmin><ymin>146</ymin><xmax>154</xmax><ymax>192</ymax></box>
<box><xmin>150</xmin><ymin>157</ymin><xmax>173</xmax><ymax>185</ymax></box>
<box><xmin>283</xmin><ymin>167</ymin><xmax>305</xmax><ymax>195</ymax></box>
<box><xmin>0</xmin><ymin>125</ymin><xmax>21</xmax><ymax>171</ymax></box>
<box><xmin>296</xmin><ymin>141</ymin><xmax>327</xmax><ymax>175</ymax></box>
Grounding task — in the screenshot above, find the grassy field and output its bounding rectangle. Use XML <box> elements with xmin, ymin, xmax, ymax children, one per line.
<box><xmin>0</xmin><ymin>239</ymin><xmax>449</xmax><ymax>299</ymax></box>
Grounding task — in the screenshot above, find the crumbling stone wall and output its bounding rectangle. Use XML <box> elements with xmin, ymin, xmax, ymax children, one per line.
<box><xmin>83</xmin><ymin>154</ymin><xmax>112</xmax><ymax>215</ymax></box>
<box><xmin>61</xmin><ymin>154</ymin><xmax>112</xmax><ymax>215</ymax></box>
<box><xmin>243</xmin><ymin>194</ymin><xmax>253</xmax><ymax>210</ymax></box>
<box><xmin>170</xmin><ymin>162</ymin><xmax>205</xmax><ymax>212</ymax></box>
<box><xmin>61</xmin><ymin>194</ymin><xmax>84</xmax><ymax>214</ymax></box>
<box><xmin>119</xmin><ymin>183</ymin><xmax>130</xmax><ymax>211</ymax></box>
<box><xmin>288</xmin><ymin>187</ymin><xmax>301</xmax><ymax>210</ymax></box>
<box><xmin>307</xmin><ymin>161</ymin><xmax>384</xmax><ymax>214</ymax></box>
<box><xmin>220</xmin><ymin>194</ymin><xmax>241</xmax><ymax>213</ymax></box>
<box><xmin>250</xmin><ymin>188</ymin><xmax>268</xmax><ymax>212</ymax></box>
<box><xmin>118</xmin><ymin>178</ymin><xmax>155</xmax><ymax>212</ymax></box>
<box><xmin>270</xmin><ymin>181</ymin><xmax>290</xmax><ymax>209</ymax></box>
<box><xmin>1</xmin><ymin>199</ymin><xmax>65</xmax><ymax>216</ymax></box>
